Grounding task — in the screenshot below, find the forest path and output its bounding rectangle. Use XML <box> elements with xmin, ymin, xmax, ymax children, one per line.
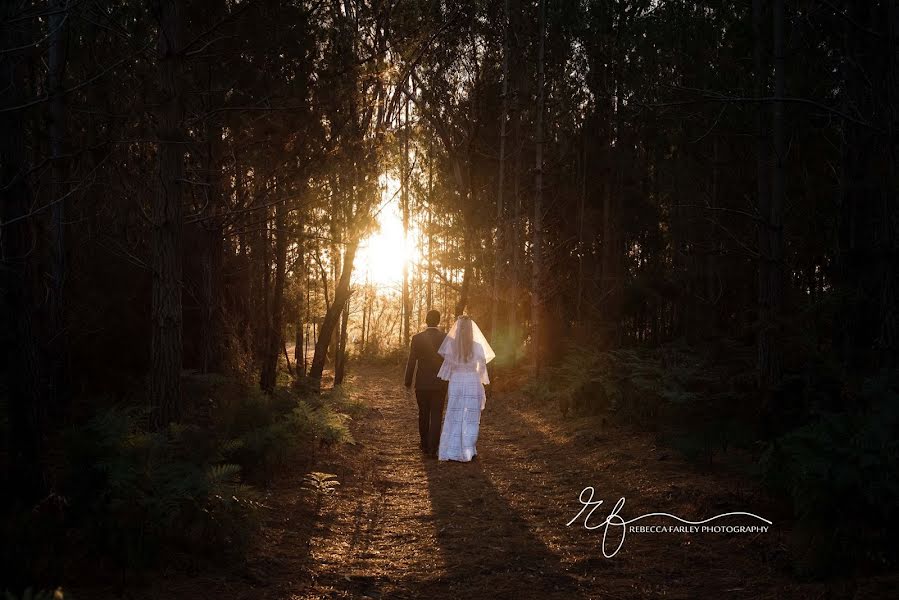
<box><xmin>270</xmin><ymin>364</ymin><xmax>822</xmax><ymax>600</ymax></box>
<box><xmin>103</xmin><ymin>364</ymin><xmax>844</xmax><ymax>599</ymax></box>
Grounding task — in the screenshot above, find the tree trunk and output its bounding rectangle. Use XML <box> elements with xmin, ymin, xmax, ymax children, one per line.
<box><xmin>295</xmin><ymin>226</ymin><xmax>306</xmax><ymax>376</ymax></box>
<box><xmin>491</xmin><ymin>0</ymin><xmax>512</xmax><ymax>339</ymax></box>
<box><xmin>531</xmin><ymin>0</ymin><xmax>546</xmax><ymax>373</ymax></box>
<box><xmin>335</xmin><ymin>294</ymin><xmax>350</xmax><ymax>385</ymax></box>
<box><xmin>48</xmin><ymin>0</ymin><xmax>68</xmax><ymax>413</ymax></box>
<box><xmin>1</xmin><ymin>5</ymin><xmax>46</xmax><ymax>501</ymax></box>
<box><xmin>261</xmin><ymin>193</ymin><xmax>288</xmax><ymax>392</ymax></box>
<box><xmin>767</xmin><ymin>0</ymin><xmax>786</xmax><ymax>386</ymax></box>
<box><xmin>200</xmin><ymin>123</ymin><xmax>224</xmax><ymax>374</ymax></box>
<box><xmin>309</xmin><ymin>240</ymin><xmax>359</xmax><ymax>387</ymax></box>
<box><xmin>834</xmin><ymin>0</ymin><xmax>898</xmax><ymax>371</ymax></box>
<box><xmin>402</xmin><ymin>94</ymin><xmax>412</xmax><ymax>344</ymax></box>
<box><xmin>426</xmin><ymin>136</ymin><xmax>435</xmax><ymax>311</ymax></box>
<box><xmin>151</xmin><ymin>0</ymin><xmax>186</xmax><ymax>428</ymax></box>
<box><xmin>755</xmin><ymin>0</ymin><xmax>782</xmax><ymax>390</ymax></box>
<box><xmin>576</xmin><ymin>134</ymin><xmax>586</xmax><ymax>324</ymax></box>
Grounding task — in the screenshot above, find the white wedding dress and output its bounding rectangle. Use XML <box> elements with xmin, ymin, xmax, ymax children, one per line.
<box><xmin>437</xmin><ymin>333</ymin><xmax>493</xmax><ymax>462</ymax></box>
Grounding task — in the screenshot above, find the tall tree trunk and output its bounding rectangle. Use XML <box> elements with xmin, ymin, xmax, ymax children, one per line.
<box><xmin>309</xmin><ymin>240</ymin><xmax>359</xmax><ymax>387</ymax></box>
<box><xmin>1</xmin><ymin>5</ymin><xmax>46</xmax><ymax>501</ymax></box>
<box><xmin>295</xmin><ymin>224</ymin><xmax>306</xmax><ymax>375</ymax></box>
<box><xmin>200</xmin><ymin>96</ymin><xmax>224</xmax><ymax>373</ymax></box>
<box><xmin>754</xmin><ymin>0</ymin><xmax>772</xmax><ymax>386</ymax></box>
<box><xmin>335</xmin><ymin>294</ymin><xmax>350</xmax><ymax>385</ymax></box>
<box><xmin>48</xmin><ymin>0</ymin><xmax>68</xmax><ymax>413</ymax></box>
<box><xmin>200</xmin><ymin>222</ymin><xmax>224</xmax><ymax>373</ymax></box>
<box><xmin>151</xmin><ymin>0</ymin><xmax>186</xmax><ymax>427</ymax></box>
<box><xmin>199</xmin><ymin>20</ymin><xmax>226</xmax><ymax>374</ymax></box>
<box><xmin>755</xmin><ymin>0</ymin><xmax>782</xmax><ymax>390</ymax></box>
<box><xmin>361</xmin><ymin>273</ymin><xmax>369</xmax><ymax>354</ymax></box>
<box><xmin>491</xmin><ymin>0</ymin><xmax>512</xmax><ymax>339</ymax></box>
<box><xmin>426</xmin><ymin>135</ymin><xmax>435</xmax><ymax>310</ymax></box>
<box><xmin>766</xmin><ymin>0</ymin><xmax>786</xmax><ymax>386</ymax></box>
<box><xmin>507</xmin><ymin>62</ymin><xmax>523</xmax><ymax>351</ymax></box>
<box><xmin>834</xmin><ymin>0</ymin><xmax>898</xmax><ymax>371</ymax></box>
<box><xmin>576</xmin><ymin>134</ymin><xmax>586</xmax><ymax>324</ymax></box>
<box><xmin>261</xmin><ymin>192</ymin><xmax>288</xmax><ymax>392</ymax></box>
<box><xmin>531</xmin><ymin>0</ymin><xmax>546</xmax><ymax>373</ymax></box>
<box><xmin>402</xmin><ymin>94</ymin><xmax>412</xmax><ymax>344</ymax></box>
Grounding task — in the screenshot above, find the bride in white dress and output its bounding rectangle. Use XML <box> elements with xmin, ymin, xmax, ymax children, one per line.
<box><xmin>436</xmin><ymin>316</ymin><xmax>495</xmax><ymax>462</ymax></box>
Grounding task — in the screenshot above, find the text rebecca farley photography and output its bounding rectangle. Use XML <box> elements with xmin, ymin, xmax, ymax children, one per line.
<box><xmin>566</xmin><ymin>486</ymin><xmax>772</xmax><ymax>558</ymax></box>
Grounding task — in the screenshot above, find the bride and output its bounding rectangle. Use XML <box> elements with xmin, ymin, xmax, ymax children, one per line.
<box><xmin>436</xmin><ymin>315</ymin><xmax>495</xmax><ymax>462</ymax></box>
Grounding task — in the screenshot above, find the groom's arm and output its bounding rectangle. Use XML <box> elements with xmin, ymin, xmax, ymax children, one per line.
<box><xmin>404</xmin><ymin>337</ymin><xmax>417</xmax><ymax>388</ymax></box>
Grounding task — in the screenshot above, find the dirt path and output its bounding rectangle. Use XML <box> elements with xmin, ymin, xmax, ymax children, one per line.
<box><xmin>101</xmin><ymin>364</ymin><xmax>890</xmax><ymax>599</ymax></box>
<box><xmin>269</xmin><ymin>365</ymin><xmax>834</xmax><ymax>600</ymax></box>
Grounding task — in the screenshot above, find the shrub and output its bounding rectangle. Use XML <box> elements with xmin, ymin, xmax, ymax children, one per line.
<box><xmin>760</xmin><ymin>373</ymin><xmax>899</xmax><ymax>577</ymax></box>
<box><xmin>5</xmin><ymin>371</ymin><xmax>359</xmax><ymax>587</ymax></box>
<box><xmin>62</xmin><ymin>408</ymin><xmax>260</xmax><ymax>569</ymax></box>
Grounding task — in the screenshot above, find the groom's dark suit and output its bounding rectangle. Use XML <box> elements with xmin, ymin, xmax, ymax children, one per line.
<box><xmin>404</xmin><ymin>326</ymin><xmax>448</xmax><ymax>454</ymax></box>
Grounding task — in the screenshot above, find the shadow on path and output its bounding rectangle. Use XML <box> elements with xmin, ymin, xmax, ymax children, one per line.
<box><xmin>421</xmin><ymin>452</ymin><xmax>587</xmax><ymax>599</ymax></box>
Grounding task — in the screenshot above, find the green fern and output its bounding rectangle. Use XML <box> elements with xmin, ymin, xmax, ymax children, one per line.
<box><xmin>206</xmin><ymin>463</ymin><xmax>242</xmax><ymax>485</ymax></box>
<box><xmin>301</xmin><ymin>472</ymin><xmax>340</xmax><ymax>494</ymax></box>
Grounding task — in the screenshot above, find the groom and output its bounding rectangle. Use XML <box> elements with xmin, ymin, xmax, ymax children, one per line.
<box><xmin>404</xmin><ymin>310</ymin><xmax>448</xmax><ymax>458</ymax></box>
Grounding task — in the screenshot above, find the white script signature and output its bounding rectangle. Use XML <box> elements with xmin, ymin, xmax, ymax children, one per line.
<box><xmin>566</xmin><ymin>486</ymin><xmax>773</xmax><ymax>558</ymax></box>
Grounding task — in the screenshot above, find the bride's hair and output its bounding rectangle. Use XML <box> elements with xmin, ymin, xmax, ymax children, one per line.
<box><xmin>456</xmin><ymin>316</ymin><xmax>473</xmax><ymax>363</ymax></box>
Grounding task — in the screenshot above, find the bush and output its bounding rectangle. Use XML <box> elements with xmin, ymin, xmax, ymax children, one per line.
<box><xmin>760</xmin><ymin>373</ymin><xmax>899</xmax><ymax>577</ymax></box>
<box><xmin>3</xmin><ymin>373</ymin><xmax>359</xmax><ymax>587</ymax></box>
<box><xmin>62</xmin><ymin>408</ymin><xmax>260</xmax><ymax>569</ymax></box>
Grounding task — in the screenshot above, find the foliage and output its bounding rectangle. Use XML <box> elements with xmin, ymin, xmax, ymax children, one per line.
<box><xmin>2</xmin><ymin>373</ymin><xmax>356</xmax><ymax>587</ymax></box>
<box><xmin>525</xmin><ymin>340</ymin><xmax>756</xmax><ymax>461</ymax></box>
<box><xmin>324</xmin><ymin>383</ymin><xmax>369</xmax><ymax>419</ymax></box>
<box><xmin>358</xmin><ymin>346</ymin><xmax>408</xmax><ymax>367</ymax></box>
<box><xmin>61</xmin><ymin>407</ymin><xmax>260</xmax><ymax>569</ymax></box>
<box><xmin>760</xmin><ymin>373</ymin><xmax>899</xmax><ymax>577</ymax></box>
<box><xmin>301</xmin><ymin>472</ymin><xmax>341</xmax><ymax>495</ymax></box>
<box><xmin>533</xmin><ymin>342</ymin><xmax>899</xmax><ymax>577</ymax></box>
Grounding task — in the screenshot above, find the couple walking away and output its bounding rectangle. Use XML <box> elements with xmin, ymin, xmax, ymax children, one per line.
<box><xmin>404</xmin><ymin>310</ymin><xmax>495</xmax><ymax>462</ymax></box>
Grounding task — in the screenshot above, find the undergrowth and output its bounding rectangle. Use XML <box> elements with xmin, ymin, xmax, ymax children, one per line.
<box><xmin>2</xmin><ymin>372</ymin><xmax>357</xmax><ymax>590</ymax></box>
<box><xmin>523</xmin><ymin>340</ymin><xmax>899</xmax><ymax>578</ymax></box>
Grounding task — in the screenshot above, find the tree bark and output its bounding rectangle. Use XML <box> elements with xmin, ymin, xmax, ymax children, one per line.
<box><xmin>261</xmin><ymin>191</ymin><xmax>288</xmax><ymax>392</ymax></box>
<box><xmin>402</xmin><ymin>93</ymin><xmax>412</xmax><ymax>344</ymax></box>
<box><xmin>48</xmin><ymin>0</ymin><xmax>68</xmax><ymax>412</ymax></box>
<box><xmin>834</xmin><ymin>0</ymin><xmax>898</xmax><ymax>371</ymax></box>
<box><xmin>426</xmin><ymin>135</ymin><xmax>435</xmax><ymax>310</ymax></box>
<box><xmin>767</xmin><ymin>0</ymin><xmax>786</xmax><ymax>386</ymax></box>
<box><xmin>295</xmin><ymin>224</ymin><xmax>306</xmax><ymax>376</ymax></box>
<box><xmin>1</xmin><ymin>4</ymin><xmax>46</xmax><ymax>501</ymax></box>
<box><xmin>200</xmin><ymin>33</ymin><xmax>225</xmax><ymax>375</ymax></box>
<box><xmin>531</xmin><ymin>0</ymin><xmax>546</xmax><ymax>373</ymax></box>
<box><xmin>151</xmin><ymin>0</ymin><xmax>186</xmax><ymax>428</ymax></box>
<box><xmin>309</xmin><ymin>240</ymin><xmax>359</xmax><ymax>387</ymax></box>
<box><xmin>491</xmin><ymin>0</ymin><xmax>512</xmax><ymax>339</ymax></box>
<box><xmin>756</xmin><ymin>0</ymin><xmax>784</xmax><ymax>390</ymax></box>
<box><xmin>335</xmin><ymin>294</ymin><xmax>350</xmax><ymax>385</ymax></box>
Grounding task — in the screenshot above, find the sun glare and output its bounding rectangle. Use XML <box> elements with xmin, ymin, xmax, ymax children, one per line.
<box><xmin>355</xmin><ymin>174</ymin><xmax>418</xmax><ymax>288</ymax></box>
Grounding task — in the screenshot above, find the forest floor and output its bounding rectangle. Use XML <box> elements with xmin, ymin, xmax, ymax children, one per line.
<box><xmin>92</xmin><ymin>364</ymin><xmax>896</xmax><ymax>600</ymax></box>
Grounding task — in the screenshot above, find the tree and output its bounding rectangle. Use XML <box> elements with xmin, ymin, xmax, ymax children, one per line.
<box><xmin>150</xmin><ymin>0</ymin><xmax>187</xmax><ymax>427</ymax></box>
<box><xmin>531</xmin><ymin>0</ymin><xmax>546</xmax><ymax>372</ymax></box>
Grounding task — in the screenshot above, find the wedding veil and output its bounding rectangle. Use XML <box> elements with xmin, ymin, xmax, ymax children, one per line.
<box><xmin>438</xmin><ymin>316</ymin><xmax>496</xmax><ymax>364</ymax></box>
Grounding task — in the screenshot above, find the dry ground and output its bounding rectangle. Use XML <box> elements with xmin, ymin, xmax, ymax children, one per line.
<box><xmin>91</xmin><ymin>364</ymin><xmax>897</xmax><ymax>599</ymax></box>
